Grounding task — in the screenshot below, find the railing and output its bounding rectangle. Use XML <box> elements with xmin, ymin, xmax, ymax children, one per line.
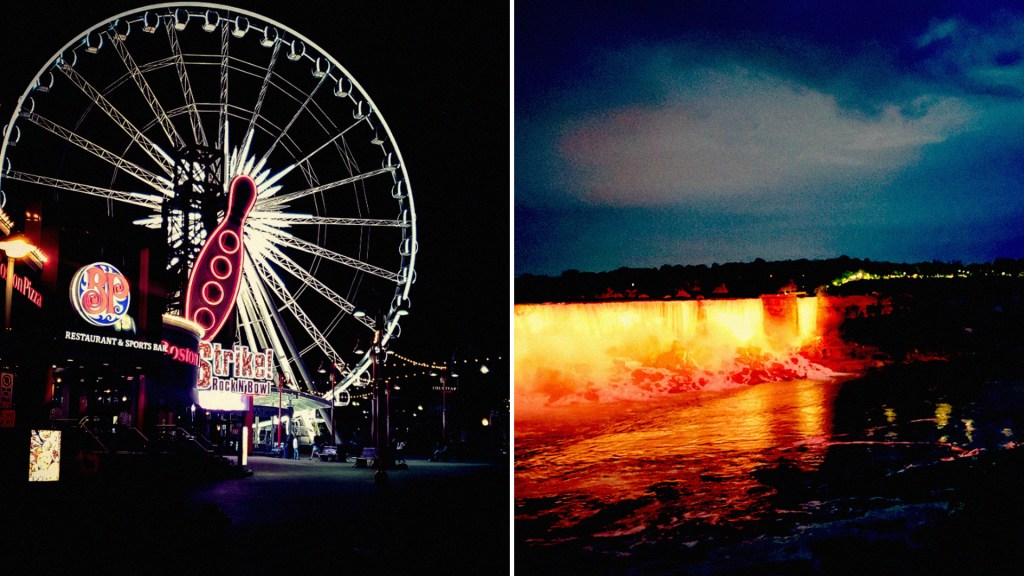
<box><xmin>181</xmin><ymin>427</ymin><xmax>215</xmax><ymax>452</ymax></box>
<box><xmin>78</xmin><ymin>417</ymin><xmax>108</xmax><ymax>452</ymax></box>
<box><xmin>125</xmin><ymin>426</ymin><xmax>149</xmax><ymax>448</ymax></box>
<box><xmin>86</xmin><ymin>422</ymin><xmax>149</xmax><ymax>454</ymax></box>
<box><xmin>153</xmin><ymin>425</ymin><xmax>216</xmax><ymax>454</ymax></box>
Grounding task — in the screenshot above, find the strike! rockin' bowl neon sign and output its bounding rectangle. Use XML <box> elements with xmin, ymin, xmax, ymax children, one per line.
<box><xmin>70</xmin><ymin>262</ymin><xmax>130</xmax><ymax>327</ymax></box>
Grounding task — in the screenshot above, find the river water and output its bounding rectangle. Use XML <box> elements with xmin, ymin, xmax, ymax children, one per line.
<box><xmin>515</xmin><ymin>364</ymin><xmax>1024</xmax><ymax>574</ymax></box>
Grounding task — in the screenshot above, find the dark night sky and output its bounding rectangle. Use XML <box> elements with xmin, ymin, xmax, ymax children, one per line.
<box><xmin>0</xmin><ymin>1</ymin><xmax>510</xmax><ymax>365</ymax></box>
<box><xmin>516</xmin><ymin>0</ymin><xmax>1024</xmax><ymax>276</ymax></box>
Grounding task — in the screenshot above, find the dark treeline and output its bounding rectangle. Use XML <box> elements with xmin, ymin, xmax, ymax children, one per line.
<box><xmin>514</xmin><ymin>257</ymin><xmax>1024</xmax><ymax>304</ymax></box>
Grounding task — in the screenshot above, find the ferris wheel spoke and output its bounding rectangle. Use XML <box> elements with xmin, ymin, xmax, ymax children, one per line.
<box><xmin>245</xmin><ymin>121</ymin><xmax>366</xmax><ymax>203</ymax></box>
<box><xmin>273</xmin><ymin>122</ymin><xmax>367</xmax><ymax>194</ymax></box>
<box><xmin>133</xmin><ymin>215</ymin><xmax>161</xmax><ymax>229</ymax></box>
<box><xmin>236</xmin><ymin>291</ymin><xmax>262</xmax><ymax>352</ymax></box>
<box><xmin>238</xmin><ymin>284</ymin><xmax>317</xmax><ymax>392</ymax></box>
<box><xmin>241</xmin><ymin>255</ymin><xmax>304</xmax><ymax>388</ymax></box>
<box><xmin>165</xmin><ymin>21</ymin><xmax>208</xmax><ymax>147</ymax></box>
<box><xmin>110</xmin><ymin>35</ymin><xmax>186</xmax><ymax>150</ymax></box>
<box><xmin>3</xmin><ymin>169</ymin><xmax>162</xmax><ymax>208</ymax></box>
<box><xmin>244</xmin><ymin>250</ymin><xmax>329</xmax><ymax>390</ymax></box>
<box><xmin>56</xmin><ymin>63</ymin><xmax>175</xmax><ymax>176</ymax></box>
<box><xmin>239</xmin><ymin>270</ymin><xmax>288</xmax><ymax>364</ymax></box>
<box><xmin>217</xmin><ymin>23</ymin><xmax>230</xmax><ymax>152</ymax></box>
<box><xmin>238</xmin><ymin>273</ymin><xmax>275</xmax><ymax>357</ymax></box>
<box><xmin>251</xmin><ymin>212</ymin><xmax>409</xmax><ymax>227</ymax></box>
<box><xmin>257</xmin><ymin>73</ymin><xmax>329</xmax><ymax>167</ymax></box>
<box><xmin>249</xmin><ymin>220</ymin><xmax>401</xmax><ymax>283</ymax></box>
<box><xmin>218</xmin><ymin>24</ymin><xmax>231</xmax><ymax>184</ymax></box>
<box><xmin>256</xmin><ymin>167</ymin><xmax>392</xmax><ymax>209</ymax></box>
<box><xmin>249</xmin><ymin>250</ymin><xmax>344</xmax><ymax>382</ymax></box>
<box><xmin>256</xmin><ymin>240</ymin><xmax>376</xmax><ymax>329</ymax></box>
<box><xmin>134</xmin><ymin>56</ymin><xmax>177</xmax><ymax>77</ymax></box>
<box><xmin>20</xmin><ymin>112</ymin><xmax>174</xmax><ymax>195</ymax></box>
<box><xmin>246</xmin><ymin>39</ymin><xmax>282</xmax><ymax>146</ymax></box>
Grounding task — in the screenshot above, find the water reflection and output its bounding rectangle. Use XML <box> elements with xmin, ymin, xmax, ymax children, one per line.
<box><xmin>516</xmin><ymin>379</ymin><xmax>841</xmax><ymax>542</ymax></box>
<box><xmin>516</xmin><ymin>371</ymin><xmax>1024</xmax><ymax>559</ymax></box>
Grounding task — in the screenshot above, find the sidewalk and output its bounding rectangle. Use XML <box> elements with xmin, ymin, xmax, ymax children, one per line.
<box><xmin>1</xmin><ymin>455</ymin><xmax>510</xmax><ymax>574</ymax></box>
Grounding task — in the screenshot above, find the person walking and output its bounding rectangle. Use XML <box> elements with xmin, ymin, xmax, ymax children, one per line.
<box><xmin>292</xmin><ymin>434</ymin><xmax>300</xmax><ymax>460</ymax></box>
<box><xmin>395</xmin><ymin>439</ymin><xmax>407</xmax><ymax>465</ymax></box>
<box><xmin>310</xmin><ymin>435</ymin><xmax>321</xmax><ymax>461</ymax></box>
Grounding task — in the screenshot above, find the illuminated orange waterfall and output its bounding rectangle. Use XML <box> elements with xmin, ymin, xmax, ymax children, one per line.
<box><xmin>514</xmin><ymin>296</ymin><xmax>838</xmax><ymax>415</ymax></box>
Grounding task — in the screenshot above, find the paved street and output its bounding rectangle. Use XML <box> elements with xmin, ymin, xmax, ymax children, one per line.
<box><xmin>1</xmin><ymin>455</ymin><xmax>510</xmax><ymax>575</ymax></box>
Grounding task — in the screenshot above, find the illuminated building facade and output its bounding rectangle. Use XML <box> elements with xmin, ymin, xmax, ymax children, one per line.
<box><xmin>0</xmin><ymin>205</ymin><xmax>222</xmax><ymax>483</ymax></box>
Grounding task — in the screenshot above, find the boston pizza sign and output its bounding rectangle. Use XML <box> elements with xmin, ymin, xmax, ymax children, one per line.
<box><xmin>69</xmin><ymin>262</ymin><xmax>130</xmax><ymax>327</ymax></box>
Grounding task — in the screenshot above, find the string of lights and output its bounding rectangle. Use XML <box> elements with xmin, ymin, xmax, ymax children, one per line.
<box><xmin>451</xmin><ymin>356</ymin><xmax>504</xmax><ymax>363</ymax></box>
<box><xmin>387</xmin><ymin>351</ymin><xmax>505</xmax><ymax>370</ymax></box>
<box><xmin>326</xmin><ymin>351</ymin><xmax>508</xmax><ymax>386</ymax></box>
<box><xmin>384</xmin><ymin>369</ymin><xmax>443</xmax><ymax>382</ymax></box>
<box><xmin>387</xmin><ymin>352</ymin><xmax>447</xmax><ymax>370</ymax></box>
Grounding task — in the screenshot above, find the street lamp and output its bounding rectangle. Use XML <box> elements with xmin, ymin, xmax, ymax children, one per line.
<box><xmin>319</xmin><ymin>359</ymin><xmax>343</xmax><ymax>446</ymax></box>
<box><xmin>317</xmin><ymin>361</ymin><xmax>331</xmax><ymax>446</ymax></box>
<box><xmin>355</xmin><ymin>309</ymin><xmax>390</xmax><ymax>486</ymax></box>
<box><xmin>276</xmin><ymin>374</ymin><xmax>287</xmax><ymax>453</ymax></box>
<box><xmin>0</xmin><ymin>234</ymin><xmax>46</xmax><ymax>331</ymax></box>
<box><xmin>433</xmin><ymin>371</ymin><xmax>459</xmax><ymax>444</ymax></box>
<box><xmin>352</xmin><ymin>303</ymin><xmax>408</xmax><ymax>484</ymax></box>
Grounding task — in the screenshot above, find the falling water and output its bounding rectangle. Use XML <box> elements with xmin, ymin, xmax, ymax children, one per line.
<box><xmin>514</xmin><ymin>296</ymin><xmax>837</xmax><ymax>414</ymax></box>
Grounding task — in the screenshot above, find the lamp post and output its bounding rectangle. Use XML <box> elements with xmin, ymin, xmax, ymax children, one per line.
<box><xmin>439</xmin><ymin>372</ymin><xmax>459</xmax><ymax>443</ymax></box>
<box><xmin>0</xmin><ymin>234</ymin><xmax>45</xmax><ymax>331</ymax></box>
<box><xmin>353</xmin><ymin>305</ymin><xmax>408</xmax><ymax>484</ymax></box>
<box><xmin>277</xmin><ymin>374</ymin><xmax>284</xmax><ymax>453</ymax></box>
<box><xmin>440</xmin><ymin>375</ymin><xmax>448</xmax><ymax>441</ymax></box>
<box><xmin>375</xmin><ymin>329</ymin><xmax>388</xmax><ymax>484</ymax></box>
<box><xmin>355</xmin><ymin>310</ymin><xmax>389</xmax><ymax>486</ymax></box>
<box><xmin>329</xmin><ymin>369</ymin><xmax>337</xmax><ymax>445</ymax></box>
<box><xmin>370</xmin><ymin>325</ymin><xmax>387</xmax><ymax>485</ymax></box>
<box><xmin>319</xmin><ymin>360</ymin><xmax>339</xmax><ymax>445</ymax></box>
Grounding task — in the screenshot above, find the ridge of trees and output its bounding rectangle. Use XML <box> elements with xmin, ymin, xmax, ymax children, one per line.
<box><xmin>514</xmin><ymin>256</ymin><xmax>1024</xmax><ymax>304</ymax></box>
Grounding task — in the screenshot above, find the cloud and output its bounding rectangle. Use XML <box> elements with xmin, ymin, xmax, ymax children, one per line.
<box><xmin>912</xmin><ymin>13</ymin><xmax>1024</xmax><ymax>98</ymax></box>
<box><xmin>514</xmin><ymin>5</ymin><xmax>1024</xmax><ymax>274</ymax></box>
<box><xmin>554</xmin><ymin>67</ymin><xmax>975</xmax><ymax>206</ymax></box>
<box><xmin>916</xmin><ymin>18</ymin><xmax>960</xmax><ymax>49</ymax></box>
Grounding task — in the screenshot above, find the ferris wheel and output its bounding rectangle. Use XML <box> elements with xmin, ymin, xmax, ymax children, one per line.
<box><xmin>0</xmin><ymin>3</ymin><xmax>417</xmax><ymax>398</ymax></box>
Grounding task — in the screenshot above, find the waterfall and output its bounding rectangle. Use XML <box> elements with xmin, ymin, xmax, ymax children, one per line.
<box><xmin>515</xmin><ymin>297</ymin><xmax>837</xmax><ymax>413</ymax></box>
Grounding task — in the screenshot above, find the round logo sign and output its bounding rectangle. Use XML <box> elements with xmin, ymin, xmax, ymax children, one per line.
<box><xmin>70</xmin><ymin>262</ymin><xmax>131</xmax><ymax>327</ymax></box>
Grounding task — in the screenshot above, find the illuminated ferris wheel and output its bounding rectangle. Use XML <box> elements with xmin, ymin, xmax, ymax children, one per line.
<box><xmin>0</xmin><ymin>3</ymin><xmax>417</xmax><ymax>398</ymax></box>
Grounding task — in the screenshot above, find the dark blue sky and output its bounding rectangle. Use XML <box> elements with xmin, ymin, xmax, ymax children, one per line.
<box><xmin>515</xmin><ymin>0</ymin><xmax>1024</xmax><ymax>276</ymax></box>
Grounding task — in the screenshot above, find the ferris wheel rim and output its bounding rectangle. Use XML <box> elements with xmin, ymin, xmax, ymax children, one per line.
<box><xmin>0</xmin><ymin>2</ymin><xmax>417</xmax><ymax>397</ymax></box>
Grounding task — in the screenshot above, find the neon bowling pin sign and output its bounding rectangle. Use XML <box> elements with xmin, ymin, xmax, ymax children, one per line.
<box><xmin>184</xmin><ymin>175</ymin><xmax>257</xmax><ymax>339</ymax></box>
